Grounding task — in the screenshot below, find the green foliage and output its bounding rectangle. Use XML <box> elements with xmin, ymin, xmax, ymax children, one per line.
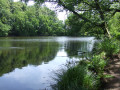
<box><xmin>52</xmin><ymin>64</ymin><xmax>99</xmax><ymax>90</ymax></box>
<box><xmin>52</xmin><ymin>50</ymin><xmax>110</xmax><ymax>90</ymax></box>
<box><xmin>0</xmin><ymin>21</ymin><xmax>11</xmax><ymax>36</ymax></box>
<box><xmin>78</xmin><ymin>52</ymin><xmax>107</xmax><ymax>78</ymax></box>
<box><xmin>20</xmin><ymin>0</ymin><xmax>120</xmax><ymax>37</ymax></box>
<box><xmin>65</xmin><ymin>14</ymin><xmax>103</xmax><ymax>37</ymax></box>
<box><xmin>103</xmin><ymin>74</ymin><xmax>114</xmax><ymax>78</ymax></box>
<box><xmin>98</xmin><ymin>38</ymin><xmax>120</xmax><ymax>56</ymax></box>
<box><xmin>108</xmin><ymin>12</ymin><xmax>120</xmax><ymax>38</ymax></box>
<box><xmin>110</xmin><ymin>2</ymin><xmax>120</xmax><ymax>9</ymax></box>
<box><xmin>57</xmin><ymin>0</ymin><xmax>120</xmax><ymax>37</ymax></box>
<box><xmin>0</xmin><ymin>0</ymin><xmax>65</xmax><ymax>36</ymax></box>
<box><xmin>0</xmin><ymin>0</ymin><xmax>12</xmax><ymax>36</ymax></box>
<box><xmin>58</xmin><ymin>0</ymin><xmax>120</xmax><ymax>36</ymax></box>
<box><xmin>88</xmin><ymin>52</ymin><xmax>107</xmax><ymax>77</ymax></box>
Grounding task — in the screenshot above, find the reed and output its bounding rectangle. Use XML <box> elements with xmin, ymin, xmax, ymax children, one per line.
<box><xmin>52</xmin><ymin>63</ymin><xmax>100</xmax><ymax>90</ymax></box>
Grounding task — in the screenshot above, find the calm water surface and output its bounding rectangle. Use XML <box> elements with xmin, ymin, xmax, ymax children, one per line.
<box><xmin>0</xmin><ymin>37</ymin><xmax>95</xmax><ymax>90</ymax></box>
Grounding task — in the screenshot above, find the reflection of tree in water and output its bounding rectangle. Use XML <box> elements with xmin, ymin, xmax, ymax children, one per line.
<box><xmin>65</xmin><ymin>41</ymin><xmax>94</xmax><ymax>58</ymax></box>
<box><xmin>0</xmin><ymin>42</ymin><xmax>59</xmax><ymax>76</ymax></box>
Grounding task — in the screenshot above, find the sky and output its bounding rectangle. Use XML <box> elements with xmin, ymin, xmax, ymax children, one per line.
<box><xmin>44</xmin><ymin>2</ymin><xmax>68</xmax><ymax>21</ymax></box>
<box><xmin>13</xmin><ymin>0</ymin><xmax>68</xmax><ymax>21</ymax></box>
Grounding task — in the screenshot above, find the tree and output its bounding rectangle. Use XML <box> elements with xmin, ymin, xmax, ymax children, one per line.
<box><xmin>109</xmin><ymin>12</ymin><xmax>120</xmax><ymax>38</ymax></box>
<box><xmin>32</xmin><ymin>0</ymin><xmax>120</xmax><ymax>37</ymax></box>
<box><xmin>0</xmin><ymin>0</ymin><xmax>65</xmax><ymax>36</ymax></box>
<box><xmin>0</xmin><ymin>0</ymin><xmax>12</xmax><ymax>36</ymax></box>
<box><xmin>65</xmin><ymin>13</ymin><xmax>104</xmax><ymax>37</ymax></box>
<box><xmin>59</xmin><ymin>0</ymin><xmax>120</xmax><ymax>37</ymax></box>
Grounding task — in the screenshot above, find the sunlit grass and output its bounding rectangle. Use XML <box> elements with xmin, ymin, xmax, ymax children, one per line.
<box><xmin>52</xmin><ymin>63</ymin><xmax>100</xmax><ymax>90</ymax></box>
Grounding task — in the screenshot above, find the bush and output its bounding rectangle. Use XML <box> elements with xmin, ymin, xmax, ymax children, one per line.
<box><xmin>88</xmin><ymin>53</ymin><xmax>107</xmax><ymax>77</ymax></box>
<box><xmin>116</xmin><ymin>33</ymin><xmax>120</xmax><ymax>39</ymax></box>
<box><xmin>52</xmin><ymin>64</ymin><xmax>100</xmax><ymax>90</ymax></box>
<box><xmin>98</xmin><ymin>38</ymin><xmax>120</xmax><ymax>57</ymax></box>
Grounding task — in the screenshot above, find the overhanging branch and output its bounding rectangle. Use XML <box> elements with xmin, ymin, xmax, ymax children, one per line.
<box><xmin>58</xmin><ymin>0</ymin><xmax>100</xmax><ymax>26</ymax></box>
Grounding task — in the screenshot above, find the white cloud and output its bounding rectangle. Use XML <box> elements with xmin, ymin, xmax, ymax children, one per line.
<box><xmin>27</xmin><ymin>1</ymin><xmax>35</xmax><ymax>6</ymax></box>
<box><xmin>44</xmin><ymin>2</ymin><xmax>68</xmax><ymax>21</ymax></box>
<box><xmin>57</xmin><ymin>10</ymin><xmax>68</xmax><ymax>21</ymax></box>
<box><xmin>13</xmin><ymin>0</ymin><xmax>19</xmax><ymax>2</ymax></box>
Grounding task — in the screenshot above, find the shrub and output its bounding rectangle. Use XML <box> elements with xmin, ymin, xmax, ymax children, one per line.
<box><xmin>98</xmin><ymin>38</ymin><xmax>120</xmax><ymax>57</ymax></box>
<box><xmin>52</xmin><ymin>64</ymin><xmax>99</xmax><ymax>90</ymax></box>
<box><xmin>88</xmin><ymin>53</ymin><xmax>107</xmax><ymax>77</ymax></box>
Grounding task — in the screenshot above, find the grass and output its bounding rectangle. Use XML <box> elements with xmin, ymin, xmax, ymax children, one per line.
<box><xmin>52</xmin><ymin>62</ymin><xmax>100</xmax><ymax>90</ymax></box>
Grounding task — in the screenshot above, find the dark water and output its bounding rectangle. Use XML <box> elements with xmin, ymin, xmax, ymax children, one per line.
<box><xmin>0</xmin><ymin>37</ymin><xmax>95</xmax><ymax>90</ymax></box>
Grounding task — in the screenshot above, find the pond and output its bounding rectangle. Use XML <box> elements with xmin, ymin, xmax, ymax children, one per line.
<box><xmin>0</xmin><ymin>36</ymin><xmax>95</xmax><ymax>90</ymax></box>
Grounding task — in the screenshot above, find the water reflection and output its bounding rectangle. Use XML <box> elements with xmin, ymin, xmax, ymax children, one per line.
<box><xmin>0</xmin><ymin>37</ymin><xmax>95</xmax><ymax>90</ymax></box>
<box><xmin>0</xmin><ymin>39</ymin><xmax>59</xmax><ymax>76</ymax></box>
<box><xmin>65</xmin><ymin>40</ymin><xmax>95</xmax><ymax>58</ymax></box>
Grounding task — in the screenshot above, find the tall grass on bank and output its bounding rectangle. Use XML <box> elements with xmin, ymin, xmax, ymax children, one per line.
<box><xmin>52</xmin><ymin>63</ymin><xmax>100</xmax><ymax>90</ymax></box>
<box><xmin>98</xmin><ymin>38</ymin><xmax>120</xmax><ymax>57</ymax></box>
<box><xmin>52</xmin><ymin>52</ymin><xmax>108</xmax><ymax>90</ymax></box>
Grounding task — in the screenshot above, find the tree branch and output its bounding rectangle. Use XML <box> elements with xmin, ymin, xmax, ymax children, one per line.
<box><xmin>58</xmin><ymin>0</ymin><xmax>99</xmax><ymax>26</ymax></box>
<box><xmin>94</xmin><ymin>0</ymin><xmax>104</xmax><ymax>20</ymax></box>
<box><xmin>112</xmin><ymin>9</ymin><xmax>120</xmax><ymax>16</ymax></box>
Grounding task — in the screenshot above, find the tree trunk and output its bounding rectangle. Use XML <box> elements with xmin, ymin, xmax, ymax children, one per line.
<box><xmin>105</xmin><ymin>22</ymin><xmax>111</xmax><ymax>38</ymax></box>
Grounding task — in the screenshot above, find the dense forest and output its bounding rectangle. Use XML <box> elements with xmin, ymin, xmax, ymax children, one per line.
<box><xmin>19</xmin><ymin>0</ymin><xmax>120</xmax><ymax>38</ymax></box>
<box><xmin>0</xmin><ymin>0</ymin><xmax>120</xmax><ymax>37</ymax></box>
<box><xmin>0</xmin><ymin>0</ymin><xmax>65</xmax><ymax>36</ymax></box>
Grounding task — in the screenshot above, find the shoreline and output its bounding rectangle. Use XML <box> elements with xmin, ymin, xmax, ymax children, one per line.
<box><xmin>103</xmin><ymin>53</ymin><xmax>120</xmax><ymax>89</ymax></box>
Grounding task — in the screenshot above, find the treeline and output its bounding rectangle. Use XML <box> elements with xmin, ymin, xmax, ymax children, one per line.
<box><xmin>65</xmin><ymin>12</ymin><xmax>120</xmax><ymax>38</ymax></box>
<box><xmin>0</xmin><ymin>0</ymin><xmax>65</xmax><ymax>36</ymax></box>
<box><xmin>65</xmin><ymin>14</ymin><xmax>103</xmax><ymax>37</ymax></box>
